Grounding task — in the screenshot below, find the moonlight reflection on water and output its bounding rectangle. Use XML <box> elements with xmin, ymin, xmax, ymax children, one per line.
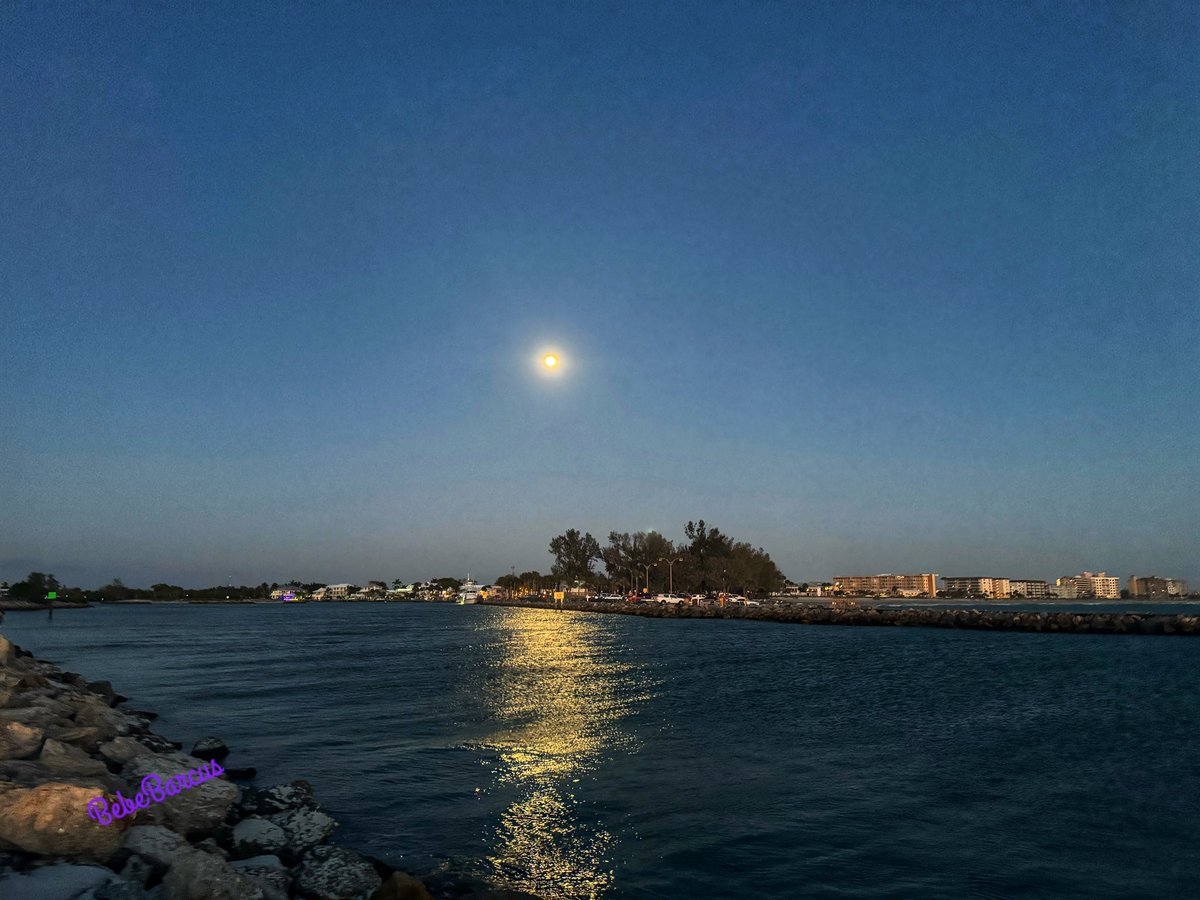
<box><xmin>477</xmin><ymin>609</ymin><xmax>649</xmax><ymax>899</ymax></box>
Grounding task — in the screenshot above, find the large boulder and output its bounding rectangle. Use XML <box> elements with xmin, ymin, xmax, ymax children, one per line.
<box><xmin>0</xmin><ymin>633</ymin><xmax>15</xmax><ymax>666</ymax></box>
<box><xmin>0</xmin><ymin>862</ymin><xmax>118</xmax><ymax>899</ymax></box>
<box><xmin>266</xmin><ymin>807</ymin><xmax>337</xmax><ymax>857</ymax></box>
<box><xmin>161</xmin><ymin>848</ymin><xmax>266</xmax><ymax>900</ymax></box>
<box><xmin>119</xmin><ymin>824</ymin><xmax>191</xmax><ymax>879</ymax></box>
<box><xmin>294</xmin><ymin>845</ymin><xmax>381</xmax><ymax>900</ymax></box>
<box><xmin>191</xmin><ymin>736</ymin><xmax>230</xmax><ymax>762</ymax></box>
<box><xmin>0</xmin><ymin>705</ymin><xmax>63</xmax><ymax>729</ymax></box>
<box><xmin>230</xmin><ymin>855</ymin><xmax>290</xmax><ymax>900</ymax></box>
<box><xmin>0</xmin><ymin>721</ymin><xmax>44</xmax><ymax>759</ymax></box>
<box><xmin>230</xmin><ymin>818</ymin><xmax>289</xmax><ymax>858</ymax></box>
<box><xmin>238</xmin><ymin>781</ymin><xmax>321</xmax><ymax>817</ymax></box>
<box><xmin>99</xmin><ymin>736</ymin><xmax>155</xmax><ymax>768</ymax></box>
<box><xmin>46</xmin><ymin>725</ymin><xmax>105</xmax><ymax>752</ymax></box>
<box><xmin>0</xmin><ymin>781</ymin><xmax>127</xmax><ymax>861</ymax></box>
<box><xmin>86</xmin><ymin>680</ymin><xmax>129</xmax><ymax>706</ymax></box>
<box><xmin>123</xmin><ymin>754</ymin><xmax>240</xmax><ymax>839</ymax></box>
<box><xmin>39</xmin><ymin>737</ymin><xmax>111</xmax><ymax>777</ymax></box>
<box><xmin>72</xmin><ymin>702</ymin><xmax>134</xmax><ymax>743</ymax></box>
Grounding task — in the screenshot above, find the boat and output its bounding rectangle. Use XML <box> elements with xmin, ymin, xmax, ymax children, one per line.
<box><xmin>457</xmin><ymin>577</ymin><xmax>481</xmax><ymax>605</ymax></box>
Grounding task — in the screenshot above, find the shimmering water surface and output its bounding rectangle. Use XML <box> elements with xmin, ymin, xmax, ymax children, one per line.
<box><xmin>6</xmin><ymin>603</ymin><xmax>1199</xmax><ymax>898</ymax></box>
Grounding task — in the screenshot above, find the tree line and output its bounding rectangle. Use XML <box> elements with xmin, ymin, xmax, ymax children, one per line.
<box><xmin>521</xmin><ymin>520</ymin><xmax>786</xmax><ymax>596</ymax></box>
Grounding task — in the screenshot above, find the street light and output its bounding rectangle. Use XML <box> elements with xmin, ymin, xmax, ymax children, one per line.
<box><xmin>657</xmin><ymin>556</ymin><xmax>684</xmax><ymax>595</ymax></box>
<box><xmin>641</xmin><ymin>562</ymin><xmax>653</xmax><ymax>594</ymax></box>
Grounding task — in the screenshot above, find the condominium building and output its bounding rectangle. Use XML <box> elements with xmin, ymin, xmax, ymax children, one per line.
<box><xmin>833</xmin><ymin>574</ymin><xmax>939</xmax><ymax>597</ymax></box>
<box><xmin>1057</xmin><ymin>572</ymin><xmax>1120</xmax><ymax>599</ymax></box>
<box><xmin>1129</xmin><ymin>576</ymin><xmax>1189</xmax><ymax>598</ymax></box>
<box><xmin>941</xmin><ymin>576</ymin><xmax>1011</xmax><ymax>599</ymax></box>
<box><xmin>1008</xmin><ymin>579</ymin><xmax>1050</xmax><ymax>599</ymax></box>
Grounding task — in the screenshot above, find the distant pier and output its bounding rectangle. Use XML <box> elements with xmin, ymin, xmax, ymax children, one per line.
<box><xmin>479</xmin><ymin>597</ymin><xmax>1200</xmax><ymax>636</ymax></box>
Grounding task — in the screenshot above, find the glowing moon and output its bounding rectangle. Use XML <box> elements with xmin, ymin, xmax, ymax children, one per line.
<box><xmin>543</xmin><ymin>354</ymin><xmax>558</xmax><ymax>369</ymax></box>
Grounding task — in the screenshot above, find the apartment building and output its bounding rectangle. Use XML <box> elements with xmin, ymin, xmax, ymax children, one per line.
<box><xmin>1057</xmin><ymin>572</ymin><xmax>1120</xmax><ymax>599</ymax></box>
<box><xmin>833</xmin><ymin>573</ymin><xmax>939</xmax><ymax>597</ymax></box>
<box><xmin>1128</xmin><ymin>576</ymin><xmax>1189</xmax><ymax>598</ymax></box>
<box><xmin>1008</xmin><ymin>579</ymin><xmax>1049</xmax><ymax>599</ymax></box>
<box><xmin>941</xmin><ymin>576</ymin><xmax>1011</xmax><ymax>599</ymax></box>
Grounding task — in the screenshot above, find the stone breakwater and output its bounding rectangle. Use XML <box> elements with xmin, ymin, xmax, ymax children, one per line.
<box><xmin>479</xmin><ymin>597</ymin><xmax>1200</xmax><ymax>636</ymax></box>
<box><xmin>0</xmin><ymin>630</ymin><xmax>509</xmax><ymax>900</ymax></box>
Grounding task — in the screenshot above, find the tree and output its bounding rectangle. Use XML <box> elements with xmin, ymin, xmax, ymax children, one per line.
<box><xmin>548</xmin><ymin>529</ymin><xmax>601</xmax><ymax>583</ymax></box>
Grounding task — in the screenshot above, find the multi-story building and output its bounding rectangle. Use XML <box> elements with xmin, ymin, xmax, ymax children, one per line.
<box><xmin>1008</xmin><ymin>579</ymin><xmax>1050</xmax><ymax>599</ymax></box>
<box><xmin>941</xmin><ymin>577</ymin><xmax>1011</xmax><ymax>599</ymax></box>
<box><xmin>1053</xmin><ymin>578</ymin><xmax>1077</xmax><ymax>599</ymax></box>
<box><xmin>1129</xmin><ymin>576</ymin><xmax>1189</xmax><ymax>598</ymax></box>
<box><xmin>1058</xmin><ymin>572</ymin><xmax>1120</xmax><ymax>599</ymax></box>
<box><xmin>833</xmin><ymin>574</ymin><xmax>939</xmax><ymax>597</ymax></box>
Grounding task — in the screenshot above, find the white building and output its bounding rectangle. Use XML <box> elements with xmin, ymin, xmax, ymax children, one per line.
<box><xmin>1058</xmin><ymin>572</ymin><xmax>1119</xmax><ymax>599</ymax></box>
<box><xmin>1008</xmin><ymin>579</ymin><xmax>1050</xmax><ymax>599</ymax></box>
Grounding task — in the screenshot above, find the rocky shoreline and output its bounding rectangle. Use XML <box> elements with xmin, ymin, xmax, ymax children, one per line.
<box><xmin>0</xmin><ymin>631</ymin><xmax>530</xmax><ymax>900</ymax></box>
<box><xmin>479</xmin><ymin>597</ymin><xmax>1200</xmax><ymax>636</ymax></box>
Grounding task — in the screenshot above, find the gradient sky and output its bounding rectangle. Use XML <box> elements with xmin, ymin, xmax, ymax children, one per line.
<box><xmin>2</xmin><ymin>2</ymin><xmax>1197</xmax><ymax>589</ymax></box>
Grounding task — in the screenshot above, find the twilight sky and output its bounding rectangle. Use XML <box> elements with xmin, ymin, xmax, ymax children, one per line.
<box><xmin>2</xmin><ymin>2</ymin><xmax>1197</xmax><ymax>589</ymax></box>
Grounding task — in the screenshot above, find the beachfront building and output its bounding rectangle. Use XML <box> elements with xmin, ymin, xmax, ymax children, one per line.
<box><xmin>1057</xmin><ymin>572</ymin><xmax>1120</xmax><ymax>599</ymax></box>
<box><xmin>1053</xmin><ymin>578</ymin><xmax>1077</xmax><ymax>599</ymax></box>
<box><xmin>941</xmin><ymin>576</ymin><xmax>1011</xmax><ymax>599</ymax></box>
<box><xmin>833</xmin><ymin>574</ymin><xmax>939</xmax><ymax>597</ymax></box>
<box><xmin>311</xmin><ymin>583</ymin><xmax>354</xmax><ymax>601</ymax></box>
<box><xmin>1128</xmin><ymin>576</ymin><xmax>1189</xmax><ymax>598</ymax></box>
<box><xmin>1008</xmin><ymin>579</ymin><xmax>1050</xmax><ymax>599</ymax></box>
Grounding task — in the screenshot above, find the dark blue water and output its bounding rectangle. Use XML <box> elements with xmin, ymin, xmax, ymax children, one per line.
<box><xmin>5</xmin><ymin>603</ymin><xmax>1199</xmax><ymax>898</ymax></box>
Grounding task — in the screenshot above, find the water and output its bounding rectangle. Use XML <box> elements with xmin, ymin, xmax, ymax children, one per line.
<box><xmin>5</xmin><ymin>603</ymin><xmax>1199</xmax><ymax>898</ymax></box>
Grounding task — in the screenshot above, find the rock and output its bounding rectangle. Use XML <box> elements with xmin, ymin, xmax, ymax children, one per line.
<box><xmin>99</xmin><ymin>737</ymin><xmax>154</xmax><ymax>767</ymax></box>
<box><xmin>39</xmin><ymin>737</ymin><xmax>111</xmax><ymax>777</ymax></box>
<box><xmin>70</xmin><ymin>704</ymin><xmax>131</xmax><ymax>744</ymax></box>
<box><xmin>46</xmin><ymin>725</ymin><xmax>105</xmax><ymax>752</ymax></box>
<box><xmin>196</xmin><ymin>837</ymin><xmax>229</xmax><ymax>859</ymax></box>
<box><xmin>0</xmin><ymin>633</ymin><xmax>15</xmax><ymax>666</ymax></box>
<box><xmin>0</xmin><ymin>862</ymin><xmax>117</xmax><ymax>899</ymax></box>
<box><xmin>0</xmin><ymin>706</ymin><xmax>63</xmax><ymax>729</ymax></box>
<box><xmin>191</xmin><ymin>737</ymin><xmax>230</xmax><ymax>762</ymax></box>
<box><xmin>266</xmin><ymin>807</ymin><xmax>338</xmax><ymax>856</ymax></box>
<box><xmin>225</xmin><ymin>767</ymin><xmax>257</xmax><ymax>780</ymax></box>
<box><xmin>119</xmin><ymin>824</ymin><xmax>191</xmax><ymax>878</ymax></box>
<box><xmin>137</xmin><ymin>735</ymin><xmax>183</xmax><ymax>754</ymax></box>
<box><xmin>124</xmin><ymin>709</ymin><xmax>159</xmax><ymax>721</ymax></box>
<box><xmin>238</xmin><ymin>781</ymin><xmax>321</xmax><ymax>817</ymax></box>
<box><xmin>294</xmin><ymin>845</ymin><xmax>381</xmax><ymax>900</ymax></box>
<box><xmin>230</xmin><ymin>818</ymin><xmax>288</xmax><ymax>858</ymax></box>
<box><xmin>90</xmin><ymin>878</ymin><xmax>150</xmax><ymax>899</ymax></box>
<box><xmin>0</xmin><ymin>781</ymin><xmax>126</xmax><ymax>861</ymax></box>
<box><xmin>123</xmin><ymin>754</ymin><xmax>240</xmax><ymax>839</ymax></box>
<box><xmin>371</xmin><ymin>871</ymin><xmax>433</xmax><ymax>900</ymax></box>
<box><xmin>119</xmin><ymin>853</ymin><xmax>156</xmax><ymax>889</ymax></box>
<box><xmin>0</xmin><ymin>721</ymin><xmax>44</xmax><ymax>760</ymax></box>
<box><xmin>87</xmin><ymin>681</ymin><xmax>129</xmax><ymax>707</ymax></box>
<box><xmin>161</xmin><ymin>848</ymin><xmax>266</xmax><ymax>900</ymax></box>
<box><xmin>230</xmin><ymin>855</ymin><xmax>290</xmax><ymax>900</ymax></box>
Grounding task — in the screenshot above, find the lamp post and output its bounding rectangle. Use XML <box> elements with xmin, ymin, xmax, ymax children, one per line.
<box><xmin>641</xmin><ymin>562</ymin><xmax>653</xmax><ymax>594</ymax></box>
<box><xmin>657</xmin><ymin>556</ymin><xmax>684</xmax><ymax>595</ymax></box>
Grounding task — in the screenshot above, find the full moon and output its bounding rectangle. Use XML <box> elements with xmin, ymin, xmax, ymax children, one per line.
<box><xmin>543</xmin><ymin>354</ymin><xmax>558</xmax><ymax>368</ymax></box>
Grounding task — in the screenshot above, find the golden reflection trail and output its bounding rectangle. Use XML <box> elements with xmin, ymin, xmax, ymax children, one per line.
<box><xmin>478</xmin><ymin>607</ymin><xmax>648</xmax><ymax>900</ymax></box>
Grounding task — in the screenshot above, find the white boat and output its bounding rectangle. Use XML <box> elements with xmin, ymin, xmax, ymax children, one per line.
<box><xmin>457</xmin><ymin>578</ymin><xmax>481</xmax><ymax>604</ymax></box>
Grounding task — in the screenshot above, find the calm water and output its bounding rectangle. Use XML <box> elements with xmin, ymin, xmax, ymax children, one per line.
<box><xmin>5</xmin><ymin>603</ymin><xmax>1199</xmax><ymax>898</ymax></box>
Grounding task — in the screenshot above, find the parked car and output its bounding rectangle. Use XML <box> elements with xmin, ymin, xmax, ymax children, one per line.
<box><xmin>652</xmin><ymin>593</ymin><xmax>688</xmax><ymax>604</ymax></box>
<box><xmin>597</xmin><ymin>593</ymin><xmax>624</xmax><ymax>602</ymax></box>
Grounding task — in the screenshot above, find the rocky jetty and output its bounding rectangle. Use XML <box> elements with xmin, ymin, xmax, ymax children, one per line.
<box><xmin>480</xmin><ymin>597</ymin><xmax>1200</xmax><ymax>636</ymax></box>
<box><xmin>0</xmin><ymin>631</ymin><xmax>438</xmax><ymax>900</ymax></box>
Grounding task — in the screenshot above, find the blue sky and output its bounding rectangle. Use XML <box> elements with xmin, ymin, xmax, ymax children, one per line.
<box><xmin>2</xmin><ymin>2</ymin><xmax>1197</xmax><ymax>588</ymax></box>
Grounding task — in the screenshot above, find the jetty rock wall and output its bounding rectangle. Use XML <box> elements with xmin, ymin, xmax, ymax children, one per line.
<box><xmin>480</xmin><ymin>598</ymin><xmax>1200</xmax><ymax>636</ymax></box>
<box><xmin>0</xmin><ymin>631</ymin><xmax>443</xmax><ymax>900</ymax></box>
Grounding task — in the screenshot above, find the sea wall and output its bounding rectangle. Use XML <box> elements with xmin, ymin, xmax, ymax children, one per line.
<box><xmin>479</xmin><ymin>597</ymin><xmax>1200</xmax><ymax>636</ymax></box>
<box><xmin>0</xmin><ymin>630</ymin><xmax>441</xmax><ymax>900</ymax></box>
